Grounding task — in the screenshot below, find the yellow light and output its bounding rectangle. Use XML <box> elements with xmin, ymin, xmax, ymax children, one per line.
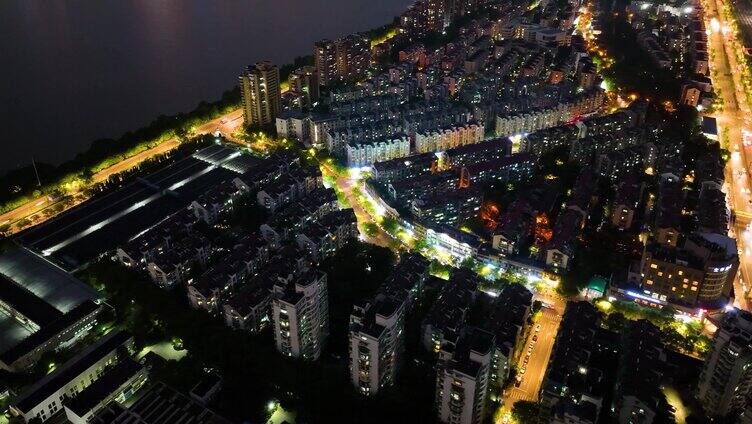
<box><xmin>711</xmin><ymin>18</ymin><xmax>721</xmax><ymax>33</ymax></box>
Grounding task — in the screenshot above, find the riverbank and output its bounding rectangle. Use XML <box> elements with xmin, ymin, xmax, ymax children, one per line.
<box><xmin>0</xmin><ymin>17</ymin><xmax>400</xmax><ymax>235</ymax></box>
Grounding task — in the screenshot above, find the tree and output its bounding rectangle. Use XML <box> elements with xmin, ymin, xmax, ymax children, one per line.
<box><xmin>511</xmin><ymin>400</ymin><xmax>541</xmax><ymax>424</ymax></box>
<box><xmin>532</xmin><ymin>300</ymin><xmax>543</xmax><ymax>314</ymax></box>
<box><xmin>363</xmin><ymin>222</ymin><xmax>378</xmax><ymax>237</ymax></box>
<box><xmin>413</xmin><ymin>237</ymin><xmax>429</xmax><ymax>253</ymax></box>
<box><xmin>605</xmin><ymin>312</ymin><xmax>629</xmax><ymax>333</ymax></box>
<box><xmin>381</xmin><ymin>217</ymin><xmax>399</xmax><ymax>234</ymax></box>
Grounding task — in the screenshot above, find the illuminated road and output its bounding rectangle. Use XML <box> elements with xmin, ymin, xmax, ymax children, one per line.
<box><xmin>0</xmin><ymin>108</ymin><xmax>243</xmax><ymax>235</ymax></box>
<box><xmin>320</xmin><ymin>164</ymin><xmax>395</xmax><ymax>249</ymax></box>
<box><xmin>498</xmin><ymin>291</ymin><xmax>565</xmax><ymax>422</ymax></box>
<box><xmin>704</xmin><ymin>0</ymin><xmax>752</xmax><ymax>309</ymax></box>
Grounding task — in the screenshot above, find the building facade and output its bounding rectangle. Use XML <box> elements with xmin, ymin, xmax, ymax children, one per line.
<box><xmin>697</xmin><ymin>309</ymin><xmax>752</xmax><ymax>419</ymax></box>
<box><xmin>240</xmin><ymin>61</ymin><xmax>281</xmax><ymax>127</ymax></box>
<box><xmin>271</xmin><ymin>270</ymin><xmax>330</xmax><ymax>360</ymax></box>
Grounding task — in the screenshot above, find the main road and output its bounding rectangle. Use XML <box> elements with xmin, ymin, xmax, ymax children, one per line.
<box><xmin>703</xmin><ymin>0</ymin><xmax>752</xmax><ymax>309</ymax></box>
<box><xmin>0</xmin><ymin>109</ymin><xmax>244</xmax><ymax>235</ymax></box>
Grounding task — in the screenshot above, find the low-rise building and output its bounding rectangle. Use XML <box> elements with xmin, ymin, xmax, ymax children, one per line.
<box><xmin>638</xmin><ymin>232</ymin><xmax>738</xmax><ymax>309</ymax></box>
<box><xmin>296</xmin><ymin>209</ymin><xmax>359</xmax><ymax>261</ymax></box>
<box><xmin>411</xmin><ymin>187</ymin><xmax>483</xmax><ymax>227</ymax></box>
<box><xmin>10</xmin><ymin>331</ymin><xmax>135</xmax><ymax>423</ymax></box>
<box><xmin>654</xmin><ymin>173</ymin><xmax>684</xmax><ymax>247</ymax></box>
<box><xmin>611</xmin><ymin>175</ymin><xmax>643</xmax><ymax>230</ymax></box>
<box><xmin>88</xmin><ymin>381</ymin><xmax>232</xmax><ymax>423</ymax></box>
<box><xmin>0</xmin><ymin>248</ymin><xmax>103</xmax><ymax>371</ymax></box>
<box><xmin>415</xmin><ymin>122</ymin><xmax>485</xmax><ymax>154</ymax></box>
<box><xmin>492</xmin><ymin>199</ymin><xmax>534</xmax><ymax>255</ymax></box>
<box><xmin>64</xmin><ymin>359</ymin><xmax>147</xmax><ymax>424</ymax></box>
<box><xmin>346</xmin><ymin>135</ymin><xmax>412</xmax><ymax>167</ymax></box>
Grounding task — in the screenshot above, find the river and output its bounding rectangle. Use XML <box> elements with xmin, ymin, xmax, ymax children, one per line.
<box><xmin>0</xmin><ymin>0</ymin><xmax>412</xmax><ymax>174</ymax></box>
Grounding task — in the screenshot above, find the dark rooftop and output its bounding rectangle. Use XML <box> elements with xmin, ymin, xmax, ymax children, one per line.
<box><xmin>65</xmin><ymin>358</ymin><xmax>145</xmax><ymax>417</ymax></box>
<box><xmin>0</xmin><ymin>273</ymin><xmax>62</xmax><ymax>328</ymax></box>
<box><xmin>13</xmin><ymin>330</ymin><xmax>132</xmax><ymax>413</ymax></box>
<box><xmin>1</xmin><ymin>300</ymin><xmax>101</xmax><ymax>365</ymax></box>
<box><xmin>94</xmin><ymin>381</ymin><xmax>233</xmax><ymax>424</ymax></box>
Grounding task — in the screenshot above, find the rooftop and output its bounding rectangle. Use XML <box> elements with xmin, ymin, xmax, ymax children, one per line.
<box><xmin>65</xmin><ymin>358</ymin><xmax>145</xmax><ymax>417</ymax></box>
<box><xmin>0</xmin><ymin>248</ymin><xmax>98</xmax><ymax>314</ymax></box>
<box><xmin>13</xmin><ymin>330</ymin><xmax>133</xmax><ymax>413</ymax></box>
<box><xmin>1</xmin><ymin>300</ymin><xmax>101</xmax><ymax>365</ymax></box>
<box><xmin>90</xmin><ymin>381</ymin><xmax>233</xmax><ymax>424</ymax></box>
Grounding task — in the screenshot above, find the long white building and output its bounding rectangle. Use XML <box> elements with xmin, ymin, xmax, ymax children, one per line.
<box><xmin>495</xmin><ymin>91</ymin><xmax>605</xmax><ymax>138</ymax></box>
<box><xmin>415</xmin><ymin>122</ymin><xmax>485</xmax><ymax>154</ymax></box>
<box><xmin>345</xmin><ymin>135</ymin><xmax>411</xmax><ymax>167</ymax></box>
<box><xmin>495</xmin><ymin>104</ymin><xmax>569</xmax><ymax>138</ymax></box>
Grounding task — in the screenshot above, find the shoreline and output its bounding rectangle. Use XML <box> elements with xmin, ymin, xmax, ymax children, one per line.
<box><xmin>0</xmin><ymin>15</ymin><xmax>400</xmax><ymax>232</ymax></box>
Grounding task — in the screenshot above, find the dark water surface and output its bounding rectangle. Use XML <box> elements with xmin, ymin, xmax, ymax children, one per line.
<box><xmin>0</xmin><ymin>0</ymin><xmax>411</xmax><ymax>173</ymax></box>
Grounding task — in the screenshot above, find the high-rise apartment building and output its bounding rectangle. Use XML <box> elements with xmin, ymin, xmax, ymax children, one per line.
<box><xmin>314</xmin><ymin>35</ymin><xmax>370</xmax><ymax>87</ymax></box>
<box><xmin>435</xmin><ymin>327</ymin><xmax>496</xmax><ymax>424</ymax></box>
<box><xmin>271</xmin><ymin>269</ymin><xmax>329</xmax><ymax>360</ymax></box>
<box><xmin>314</xmin><ymin>40</ymin><xmax>338</xmax><ymax>87</ymax></box>
<box><xmin>348</xmin><ymin>253</ymin><xmax>429</xmax><ymax>395</ymax></box>
<box><xmin>697</xmin><ymin>309</ymin><xmax>752</xmax><ymax>420</ymax></box>
<box><xmin>239</xmin><ymin>61</ymin><xmax>281</xmax><ymax>127</ymax></box>
<box><xmin>614</xmin><ymin>320</ymin><xmax>667</xmax><ymax>424</ymax></box>
<box><xmin>348</xmin><ymin>297</ymin><xmax>406</xmax><ymax>396</ymax></box>
<box><xmin>288</xmin><ymin>66</ymin><xmax>320</xmax><ymax>109</ymax></box>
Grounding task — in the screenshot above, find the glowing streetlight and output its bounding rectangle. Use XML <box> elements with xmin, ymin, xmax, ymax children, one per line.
<box><xmin>711</xmin><ymin>18</ymin><xmax>721</xmax><ymax>33</ymax></box>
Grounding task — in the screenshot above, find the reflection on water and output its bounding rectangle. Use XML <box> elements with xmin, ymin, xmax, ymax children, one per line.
<box><xmin>0</xmin><ymin>0</ymin><xmax>410</xmax><ymax>172</ymax></box>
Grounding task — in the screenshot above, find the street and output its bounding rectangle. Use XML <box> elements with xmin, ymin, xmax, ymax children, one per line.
<box><xmin>319</xmin><ymin>163</ymin><xmax>396</xmax><ymax>249</ymax></box>
<box><xmin>497</xmin><ymin>291</ymin><xmax>565</xmax><ymax>422</ymax></box>
<box><xmin>703</xmin><ymin>0</ymin><xmax>752</xmax><ymax>309</ymax></box>
<box><xmin>0</xmin><ymin>109</ymin><xmax>244</xmax><ymax>235</ymax></box>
